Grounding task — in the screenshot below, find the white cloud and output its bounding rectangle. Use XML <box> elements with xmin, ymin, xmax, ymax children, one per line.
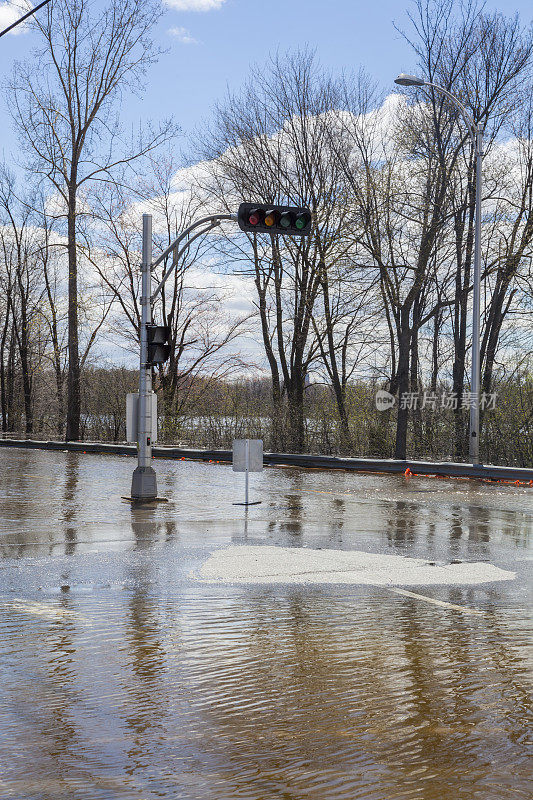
<box><xmin>168</xmin><ymin>25</ymin><xmax>198</xmax><ymax>44</ymax></box>
<box><xmin>163</xmin><ymin>0</ymin><xmax>225</xmax><ymax>11</ymax></box>
<box><xmin>0</xmin><ymin>0</ymin><xmax>32</xmax><ymax>35</ymax></box>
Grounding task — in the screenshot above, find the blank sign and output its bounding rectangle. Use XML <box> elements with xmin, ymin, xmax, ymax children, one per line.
<box><xmin>233</xmin><ymin>440</ymin><xmax>263</xmax><ymax>473</ymax></box>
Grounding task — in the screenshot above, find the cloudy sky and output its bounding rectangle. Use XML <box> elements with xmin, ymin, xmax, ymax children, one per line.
<box><xmin>0</xmin><ymin>0</ymin><xmax>531</xmax><ymax>369</ymax></box>
<box><xmin>0</xmin><ymin>0</ymin><xmax>531</xmax><ymax>164</ymax></box>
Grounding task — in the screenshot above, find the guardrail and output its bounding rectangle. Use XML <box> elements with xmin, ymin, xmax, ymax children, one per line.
<box><xmin>0</xmin><ymin>438</ymin><xmax>532</xmax><ymax>483</ymax></box>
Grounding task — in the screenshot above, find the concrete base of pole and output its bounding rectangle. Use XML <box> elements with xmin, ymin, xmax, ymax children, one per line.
<box><xmin>122</xmin><ymin>496</ymin><xmax>168</xmax><ymax>504</ymax></box>
<box><xmin>130</xmin><ymin>465</ymin><xmax>158</xmax><ymax>502</ymax></box>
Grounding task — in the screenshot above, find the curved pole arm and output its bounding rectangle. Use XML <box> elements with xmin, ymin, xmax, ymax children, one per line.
<box><xmin>151</xmin><ymin>213</ymin><xmax>237</xmax><ymax>273</ymax></box>
<box><xmin>422</xmin><ymin>82</ymin><xmax>477</xmax><ymax>145</ymax></box>
<box><xmin>150</xmin><ymin>220</ymin><xmax>225</xmax><ymax>302</ymax></box>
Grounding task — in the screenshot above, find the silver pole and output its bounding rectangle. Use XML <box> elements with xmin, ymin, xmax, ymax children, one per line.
<box><xmin>131</xmin><ymin>214</ymin><xmax>157</xmax><ymax>500</ymax></box>
<box><xmin>469</xmin><ymin>128</ymin><xmax>482</xmax><ymax>465</ymax></box>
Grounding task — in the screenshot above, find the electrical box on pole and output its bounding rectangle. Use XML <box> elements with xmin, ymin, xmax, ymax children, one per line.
<box><xmin>126</xmin><ymin>392</ymin><xmax>157</xmax><ymax>443</ymax></box>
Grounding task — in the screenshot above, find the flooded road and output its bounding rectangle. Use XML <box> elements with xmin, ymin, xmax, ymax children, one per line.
<box><xmin>0</xmin><ymin>447</ymin><xmax>531</xmax><ymax>800</ymax></box>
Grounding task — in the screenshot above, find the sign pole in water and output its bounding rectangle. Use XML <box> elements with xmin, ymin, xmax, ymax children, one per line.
<box><xmin>233</xmin><ymin>439</ymin><xmax>263</xmax><ymax>506</ymax></box>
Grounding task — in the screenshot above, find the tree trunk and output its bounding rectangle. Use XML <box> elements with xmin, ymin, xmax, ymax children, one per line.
<box><xmin>0</xmin><ymin>294</ymin><xmax>11</xmax><ymax>432</ymax></box>
<box><xmin>452</xmin><ymin>190</ymin><xmax>474</xmax><ymax>461</ymax></box>
<box><xmin>66</xmin><ymin>181</ymin><xmax>80</xmax><ymax>441</ymax></box>
<box><xmin>16</xmin><ymin>298</ymin><xmax>33</xmax><ymax>434</ymax></box>
<box><xmin>287</xmin><ymin>378</ymin><xmax>305</xmax><ymax>453</ymax></box>
<box><xmin>394</xmin><ymin>308</ymin><xmax>411</xmax><ymax>460</ymax></box>
<box><xmin>6</xmin><ymin>326</ymin><xmax>16</xmax><ymax>431</ymax></box>
<box><xmin>430</xmin><ymin>309</ymin><xmax>441</xmax><ymax>392</ymax></box>
<box><xmin>320</xmin><ymin>274</ymin><xmax>352</xmax><ymax>453</ymax></box>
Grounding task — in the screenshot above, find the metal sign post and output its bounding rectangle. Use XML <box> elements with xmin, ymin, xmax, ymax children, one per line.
<box><xmin>232</xmin><ymin>439</ymin><xmax>263</xmax><ymax>506</ymax></box>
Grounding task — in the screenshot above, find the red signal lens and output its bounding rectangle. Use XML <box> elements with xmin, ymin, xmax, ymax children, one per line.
<box><xmin>248</xmin><ymin>208</ymin><xmax>264</xmax><ymax>226</ymax></box>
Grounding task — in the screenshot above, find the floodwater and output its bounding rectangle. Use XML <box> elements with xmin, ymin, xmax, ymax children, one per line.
<box><xmin>0</xmin><ymin>448</ymin><xmax>531</xmax><ymax>800</ymax></box>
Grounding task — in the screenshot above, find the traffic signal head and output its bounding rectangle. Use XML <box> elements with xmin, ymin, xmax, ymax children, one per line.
<box><xmin>238</xmin><ymin>203</ymin><xmax>312</xmax><ymax>236</ymax></box>
<box><xmin>146</xmin><ymin>324</ymin><xmax>171</xmax><ymax>366</ymax></box>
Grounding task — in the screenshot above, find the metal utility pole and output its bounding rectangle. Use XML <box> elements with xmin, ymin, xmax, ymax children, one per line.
<box><xmin>131</xmin><ymin>214</ymin><xmax>157</xmax><ymax>501</ymax></box>
<box><xmin>394</xmin><ymin>74</ymin><xmax>483</xmax><ymax>464</ymax></box>
<box><xmin>470</xmin><ymin>128</ymin><xmax>483</xmax><ymax>464</ymax></box>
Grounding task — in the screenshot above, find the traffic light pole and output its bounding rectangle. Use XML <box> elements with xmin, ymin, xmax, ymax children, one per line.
<box><xmin>129</xmin><ymin>212</ymin><xmax>237</xmax><ymax>502</ymax></box>
<box><xmin>131</xmin><ymin>214</ymin><xmax>157</xmax><ymax>501</ymax></box>
<box><xmin>128</xmin><ymin>205</ymin><xmax>309</xmax><ymax>502</ymax></box>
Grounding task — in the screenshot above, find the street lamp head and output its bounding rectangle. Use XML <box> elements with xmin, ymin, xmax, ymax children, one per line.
<box><xmin>394</xmin><ymin>73</ymin><xmax>426</xmax><ymax>87</ymax></box>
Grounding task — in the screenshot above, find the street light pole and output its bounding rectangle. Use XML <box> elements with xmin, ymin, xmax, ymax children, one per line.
<box><xmin>394</xmin><ymin>74</ymin><xmax>483</xmax><ymax>464</ymax></box>
<box><xmin>470</xmin><ymin>128</ymin><xmax>483</xmax><ymax>464</ymax></box>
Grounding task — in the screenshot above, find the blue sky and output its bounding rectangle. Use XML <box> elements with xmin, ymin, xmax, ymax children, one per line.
<box><xmin>0</xmin><ymin>0</ymin><xmax>532</xmax><ymax>165</ymax></box>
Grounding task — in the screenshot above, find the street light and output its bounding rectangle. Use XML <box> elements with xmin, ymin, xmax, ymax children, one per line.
<box><xmin>394</xmin><ymin>73</ymin><xmax>483</xmax><ymax>465</ymax></box>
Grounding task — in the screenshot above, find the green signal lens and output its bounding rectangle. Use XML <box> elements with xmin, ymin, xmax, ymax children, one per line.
<box><xmin>280</xmin><ymin>212</ymin><xmax>292</xmax><ymax>228</ymax></box>
<box><xmin>295</xmin><ymin>212</ymin><xmax>310</xmax><ymax>230</ymax></box>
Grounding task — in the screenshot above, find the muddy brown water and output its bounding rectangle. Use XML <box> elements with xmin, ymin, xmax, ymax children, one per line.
<box><xmin>0</xmin><ymin>448</ymin><xmax>531</xmax><ymax>800</ymax></box>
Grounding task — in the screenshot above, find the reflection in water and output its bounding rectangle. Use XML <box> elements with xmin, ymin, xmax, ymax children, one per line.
<box><xmin>63</xmin><ymin>453</ymin><xmax>79</xmax><ymax>556</ymax></box>
<box><xmin>174</xmin><ymin>590</ymin><xmax>532</xmax><ymax>800</ymax></box>
<box><xmin>129</xmin><ymin>506</ymin><xmax>179</xmax><ymax>550</ymax></box>
<box><xmin>386</xmin><ymin>500</ymin><xmax>419</xmax><ymax>549</ymax></box>
<box><xmin>123</xmin><ymin>560</ymin><xmax>169</xmax><ymax>779</ymax></box>
<box><xmin>0</xmin><ymin>448</ymin><xmax>532</xmax><ymax>798</ymax></box>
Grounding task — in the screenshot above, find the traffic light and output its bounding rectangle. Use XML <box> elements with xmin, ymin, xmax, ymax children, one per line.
<box><xmin>146</xmin><ymin>324</ymin><xmax>171</xmax><ymax>366</ymax></box>
<box><xmin>238</xmin><ymin>203</ymin><xmax>312</xmax><ymax>236</ymax></box>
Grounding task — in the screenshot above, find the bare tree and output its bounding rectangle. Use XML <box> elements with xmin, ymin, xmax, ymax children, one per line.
<box><xmin>9</xmin><ymin>0</ymin><xmax>176</xmax><ymax>440</ymax></box>
<box><xmin>0</xmin><ymin>169</ymin><xmax>48</xmax><ymax>433</ymax></box>
<box><xmin>396</xmin><ymin>0</ymin><xmax>533</xmax><ymax>457</ymax></box>
<box><xmin>195</xmin><ymin>50</ymin><xmax>376</xmax><ymax>452</ymax></box>
<box><xmin>90</xmin><ymin>153</ymin><xmax>251</xmax><ymax>435</ymax></box>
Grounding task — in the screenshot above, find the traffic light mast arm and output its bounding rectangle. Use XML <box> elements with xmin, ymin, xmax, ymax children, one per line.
<box><xmin>150</xmin><ymin>213</ymin><xmax>237</xmax><ymax>302</ymax></box>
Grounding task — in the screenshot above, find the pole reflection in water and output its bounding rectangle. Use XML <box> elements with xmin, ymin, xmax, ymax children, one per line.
<box><xmin>63</xmin><ymin>453</ymin><xmax>80</xmax><ymax>557</ymax></box>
